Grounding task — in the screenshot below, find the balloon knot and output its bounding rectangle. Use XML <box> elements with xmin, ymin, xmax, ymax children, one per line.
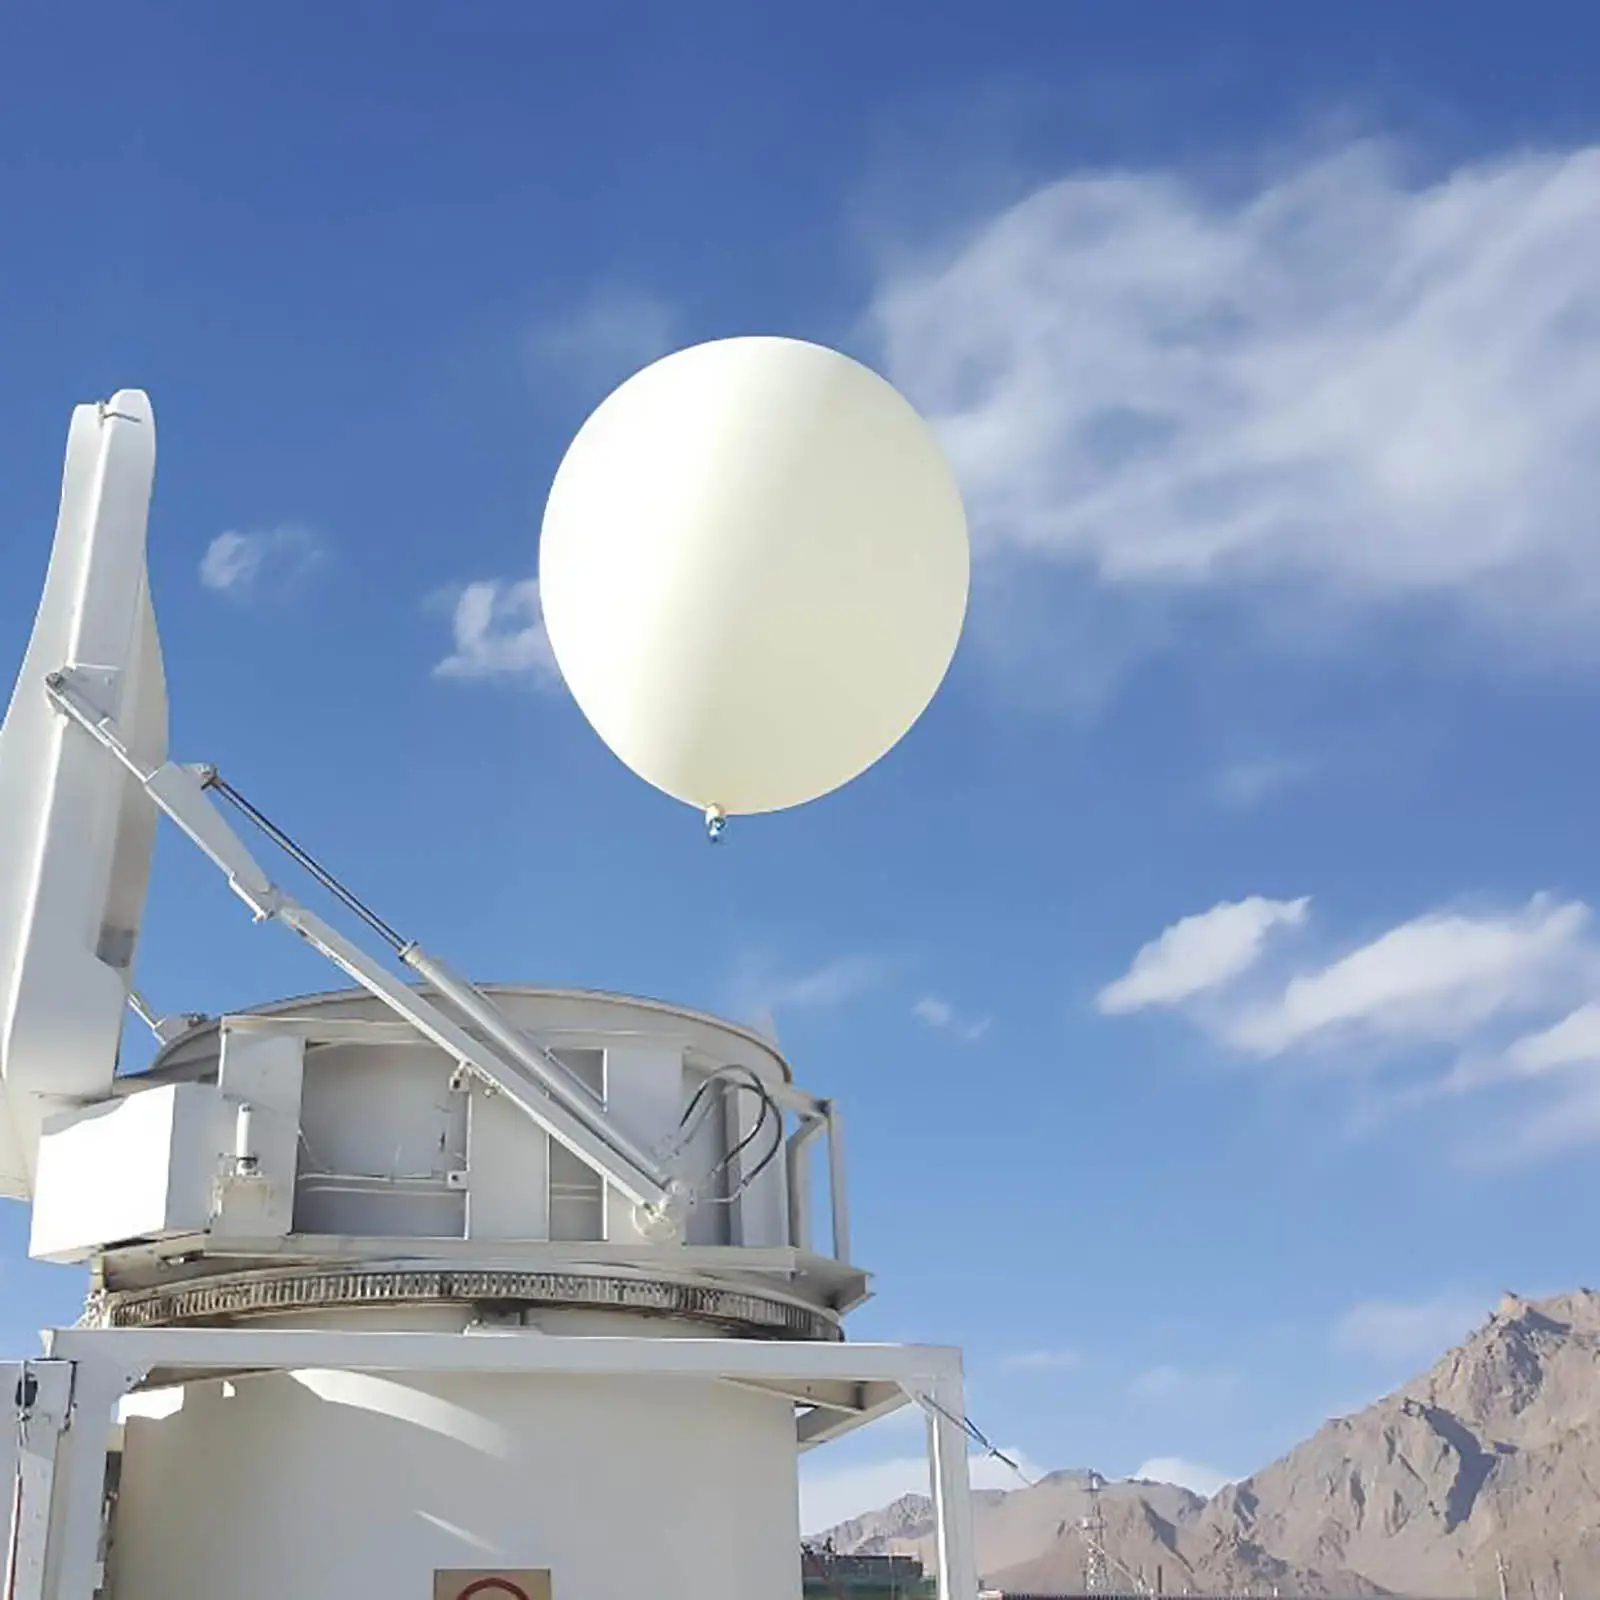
<box><xmin>704</xmin><ymin>805</ymin><xmax>727</xmax><ymax>844</ymax></box>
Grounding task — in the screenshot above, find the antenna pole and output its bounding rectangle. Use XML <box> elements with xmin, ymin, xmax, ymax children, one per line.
<box><xmin>1083</xmin><ymin>1471</ymin><xmax>1109</xmax><ymax>1594</ymax></box>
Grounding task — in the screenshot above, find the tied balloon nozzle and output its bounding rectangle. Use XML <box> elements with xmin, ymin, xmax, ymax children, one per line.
<box><xmin>704</xmin><ymin>805</ymin><xmax>727</xmax><ymax>844</ymax></box>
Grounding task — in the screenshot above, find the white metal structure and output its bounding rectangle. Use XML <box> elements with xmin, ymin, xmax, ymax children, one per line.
<box><xmin>0</xmin><ymin>393</ymin><xmax>165</xmax><ymax>1200</ymax></box>
<box><xmin>0</xmin><ymin>391</ymin><xmax>978</xmax><ymax>1598</ymax></box>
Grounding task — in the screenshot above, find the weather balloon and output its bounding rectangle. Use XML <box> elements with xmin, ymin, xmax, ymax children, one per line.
<box><xmin>537</xmin><ymin>336</ymin><xmax>969</xmax><ymax>818</ymax></box>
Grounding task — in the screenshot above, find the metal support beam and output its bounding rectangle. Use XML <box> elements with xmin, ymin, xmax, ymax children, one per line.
<box><xmin>915</xmin><ymin>1373</ymin><xmax>980</xmax><ymax>1600</ymax></box>
<box><xmin>37</xmin><ymin>1363</ymin><xmax>125</xmax><ymax>1600</ymax></box>
<box><xmin>273</xmin><ymin>899</ymin><xmax>674</xmax><ymax>1212</ymax></box>
<box><xmin>44</xmin><ymin>674</ymin><xmax>674</xmax><ymax>1215</ymax></box>
<box><xmin>785</xmin><ymin>1110</ymin><xmax>826</xmax><ymax>1254</ymax></box>
<box><xmin>1</xmin><ymin>1361</ymin><xmax>74</xmax><ymax>1600</ymax></box>
<box><xmin>822</xmin><ymin>1100</ymin><xmax>851</xmax><ymax>1265</ymax></box>
<box><xmin>793</xmin><ymin>1380</ymin><xmax>911</xmax><ymax>1450</ymax></box>
<box><xmin>398</xmin><ymin>944</ymin><xmax>668</xmax><ymax>1187</ymax></box>
<box><xmin>45</xmin><ymin>1327</ymin><xmax>953</xmax><ymax>1387</ymax></box>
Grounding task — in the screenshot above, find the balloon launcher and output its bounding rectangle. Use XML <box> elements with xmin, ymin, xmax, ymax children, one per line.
<box><xmin>0</xmin><ymin>342</ymin><xmax>975</xmax><ymax>1600</ymax></box>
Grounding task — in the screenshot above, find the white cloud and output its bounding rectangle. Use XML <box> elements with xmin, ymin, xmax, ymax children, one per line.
<box><xmin>800</xmin><ymin>1448</ymin><xmax>1044</xmax><ymax>1534</ymax></box>
<box><xmin>1210</xmin><ymin>755</ymin><xmax>1313</xmax><ymax>812</ymax></box>
<box><xmin>766</xmin><ymin>956</ymin><xmax>892</xmax><ymax>1011</ymax></box>
<box><xmin>1226</xmin><ymin>895</ymin><xmax>1592</xmax><ymax>1056</ymax></box>
<box><xmin>199</xmin><ymin>526</ymin><xmax>323</xmax><ymax>599</ymax></box>
<box><xmin>727</xmin><ymin>953</ymin><xmax>895</xmax><ymax>1027</ymax></box>
<box><xmin>1002</xmin><ymin>1348</ymin><xmax>1082</xmax><ymax>1373</ymax></box>
<box><xmin>912</xmin><ymin>995</ymin><xmax>992</xmax><ymax>1042</ymax></box>
<box><xmin>530</xmin><ymin>284</ymin><xmax>681</xmax><ymax>390</ymax></box>
<box><xmin>1507</xmin><ymin>1002</ymin><xmax>1600</xmax><ymax>1075</ymax></box>
<box><xmin>1101</xmin><ymin>890</ymin><xmax>1600</xmax><ymax>1160</ymax></box>
<box><xmin>433</xmin><ymin>578</ymin><xmax>561</xmax><ymax>686</ymax></box>
<box><xmin>1465</xmin><ymin>1014</ymin><xmax>1600</xmax><ymax>1161</ymax></box>
<box><xmin>1489</xmin><ymin>1079</ymin><xmax>1600</xmax><ymax>1161</ymax></box>
<box><xmin>872</xmin><ymin>141</ymin><xmax>1600</xmax><ymax>662</ymax></box>
<box><xmin>1426</xmin><ymin>1001</ymin><xmax>1600</xmax><ymax>1105</ymax></box>
<box><xmin>1332</xmin><ymin>1294</ymin><xmax>1487</xmax><ymax>1363</ymax></box>
<box><xmin>1129</xmin><ymin>1457</ymin><xmax>1234</xmax><ymax>1499</ymax></box>
<box><xmin>1098</xmin><ymin>896</ymin><xmax>1309</xmax><ymax>1014</ymax></box>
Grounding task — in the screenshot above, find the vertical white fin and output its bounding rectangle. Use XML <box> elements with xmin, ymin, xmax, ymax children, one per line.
<box><xmin>0</xmin><ymin>392</ymin><xmax>165</xmax><ymax>1197</ymax></box>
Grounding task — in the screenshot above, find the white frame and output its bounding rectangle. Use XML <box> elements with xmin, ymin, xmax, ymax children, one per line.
<box><xmin>4</xmin><ymin>1330</ymin><xmax>977</xmax><ymax>1600</ymax></box>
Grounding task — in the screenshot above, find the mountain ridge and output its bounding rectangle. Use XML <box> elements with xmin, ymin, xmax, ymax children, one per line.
<box><xmin>820</xmin><ymin>1289</ymin><xmax>1600</xmax><ymax>1596</ymax></box>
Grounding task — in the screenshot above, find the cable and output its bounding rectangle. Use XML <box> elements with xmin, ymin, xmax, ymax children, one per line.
<box><xmin>716</xmin><ymin>1085</ymin><xmax>786</xmax><ymax>1199</ymax></box>
<box><xmin>673</xmin><ymin>1063</ymin><xmax>765</xmax><ymax>1148</ymax></box>
<box><xmin>667</xmin><ymin>1064</ymin><xmax>768</xmax><ymax>1164</ymax></box>
<box><xmin>203</xmin><ymin>771</ymin><xmax>408</xmax><ymax>952</ymax></box>
<box><xmin>918</xmin><ymin>1414</ymin><xmax>1155</xmax><ymax>1600</ymax></box>
<box><xmin>669</xmin><ymin>1064</ymin><xmax>786</xmax><ymax>1204</ymax></box>
<box><xmin>702</xmin><ymin>1075</ymin><xmax>774</xmax><ymax>1187</ymax></box>
<box><xmin>702</xmin><ymin>1107</ymin><xmax>785</xmax><ymax>1204</ymax></box>
<box><xmin>919</xmin><ymin>1395</ymin><xmax>1036</xmax><ymax>1489</ymax></box>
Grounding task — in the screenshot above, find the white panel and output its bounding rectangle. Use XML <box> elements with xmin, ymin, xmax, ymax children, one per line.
<box><xmin>294</xmin><ymin>1044</ymin><xmax>466</xmax><ymax>1239</ymax></box>
<box><xmin>29</xmin><ymin>1083</ymin><xmax>222</xmax><ymax>1262</ymax></box>
<box><xmin>603</xmin><ymin>1041</ymin><xmax>684</xmax><ymax>1245</ymax></box>
<box><xmin>0</xmin><ymin>394</ymin><xmax>165</xmax><ymax>1198</ymax></box>
<box><xmin>214</xmin><ymin>1028</ymin><xmax>304</xmax><ymax>1239</ymax></box>
<box><xmin>549</xmin><ymin>1142</ymin><xmax>605</xmax><ymax>1241</ymax></box>
<box><xmin>464</xmin><ymin>1083</ymin><xmax>549</xmax><ymax>1241</ymax></box>
<box><xmin>217</xmin><ymin>1026</ymin><xmax>305</xmax><ymax>1121</ymax></box>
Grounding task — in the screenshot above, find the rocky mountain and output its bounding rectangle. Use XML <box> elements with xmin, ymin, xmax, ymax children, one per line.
<box><xmin>822</xmin><ymin>1289</ymin><xmax>1600</xmax><ymax>1596</ymax></box>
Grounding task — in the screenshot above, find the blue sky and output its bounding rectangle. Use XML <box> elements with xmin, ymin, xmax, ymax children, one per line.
<box><xmin>5</xmin><ymin>1</ymin><xmax>1600</xmax><ymax>1529</ymax></box>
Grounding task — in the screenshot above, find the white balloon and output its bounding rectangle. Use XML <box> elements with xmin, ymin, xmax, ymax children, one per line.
<box><xmin>538</xmin><ymin>337</ymin><xmax>970</xmax><ymax>817</ymax></box>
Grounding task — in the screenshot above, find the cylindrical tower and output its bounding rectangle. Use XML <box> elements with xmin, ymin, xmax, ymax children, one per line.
<box><xmin>55</xmin><ymin>986</ymin><xmax>864</xmax><ymax>1600</ymax></box>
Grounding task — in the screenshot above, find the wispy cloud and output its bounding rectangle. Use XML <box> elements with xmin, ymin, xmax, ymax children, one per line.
<box><xmin>1129</xmin><ymin>1456</ymin><xmax>1234</xmax><ymax>1499</ymax></box>
<box><xmin>1002</xmin><ymin>1348</ymin><xmax>1082</xmax><ymax>1373</ymax></box>
<box><xmin>199</xmin><ymin>526</ymin><xmax>323</xmax><ymax>600</ymax></box>
<box><xmin>1466</xmin><ymin>1028</ymin><xmax>1600</xmax><ymax>1162</ymax></box>
<box><xmin>530</xmin><ymin>284</ymin><xmax>681</xmax><ymax>392</ymax></box>
<box><xmin>1128</xmin><ymin>1365</ymin><xmax>1240</xmax><ymax>1406</ymax></box>
<box><xmin>912</xmin><ymin>995</ymin><xmax>991</xmax><ymax>1042</ymax></box>
<box><xmin>1331</xmin><ymin>1294</ymin><xmax>1487</xmax><ymax>1364</ymax></box>
<box><xmin>1098</xmin><ymin>896</ymin><xmax>1308</xmax><ymax>1015</ymax></box>
<box><xmin>1508</xmin><ymin>1002</ymin><xmax>1600</xmax><ymax>1075</ymax></box>
<box><xmin>1210</xmin><ymin>755</ymin><xmax>1314</xmax><ymax>813</ymax></box>
<box><xmin>1102</xmin><ymin>891</ymin><xmax>1600</xmax><ymax>1160</ymax></box>
<box><xmin>433</xmin><ymin>578</ymin><xmax>561</xmax><ymax>687</ymax></box>
<box><xmin>726</xmin><ymin>953</ymin><xmax>896</xmax><ymax>1028</ymax></box>
<box><xmin>871</xmin><ymin>141</ymin><xmax>1600</xmax><ymax>685</ymax></box>
<box><xmin>1225</xmin><ymin>895</ymin><xmax>1592</xmax><ymax>1056</ymax></box>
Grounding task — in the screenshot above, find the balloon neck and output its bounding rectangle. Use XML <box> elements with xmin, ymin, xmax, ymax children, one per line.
<box><xmin>703</xmin><ymin>805</ymin><xmax>727</xmax><ymax>844</ymax></box>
